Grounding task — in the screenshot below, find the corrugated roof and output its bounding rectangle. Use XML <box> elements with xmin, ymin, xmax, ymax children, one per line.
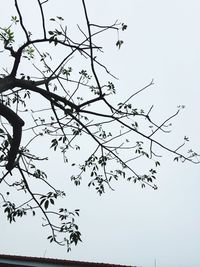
<box><xmin>0</xmin><ymin>254</ymin><xmax>137</xmax><ymax>267</ymax></box>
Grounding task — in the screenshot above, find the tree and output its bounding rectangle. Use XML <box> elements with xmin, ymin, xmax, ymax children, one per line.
<box><xmin>0</xmin><ymin>0</ymin><xmax>199</xmax><ymax>251</ymax></box>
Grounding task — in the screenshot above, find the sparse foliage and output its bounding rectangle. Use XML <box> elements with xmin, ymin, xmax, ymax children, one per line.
<box><xmin>0</xmin><ymin>0</ymin><xmax>199</xmax><ymax>251</ymax></box>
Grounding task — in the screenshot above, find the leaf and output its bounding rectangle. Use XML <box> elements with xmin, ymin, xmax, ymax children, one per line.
<box><xmin>44</xmin><ymin>200</ymin><xmax>49</xmax><ymax>210</ymax></box>
<box><xmin>155</xmin><ymin>161</ymin><xmax>160</xmax><ymax>167</ymax></box>
<box><xmin>50</xmin><ymin>198</ymin><xmax>54</xmax><ymax>205</ymax></box>
<box><xmin>40</xmin><ymin>198</ymin><xmax>46</xmax><ymax>206</ymax></box>
<box><xmin>11</xmin><ymin>15</ymin><xmax>19</xmax><ymax>24</ymax></box>
<box><xmin>174</xmin><ymin>157</ymin><xmax>179</xmax><ymax>162</ymax></box>
<box><xmin>75</xmin><ymin>209</ymin><xmax>80</xmax><ymax>216</ymax></box>
<box><xmin>54</xmin><ymin>37</ymin><xmax>58</xmax><ymax>46</ymax></box>
<box><xmin>116</xmin><ymin>40</ymin><xmax>124</xmax><ymax>49</ymax></box>
<box><xmin>122</xmin><ymin>23</ymin><xmax>127</xmax><ymax>31</ymax></box>
<box><xmin>57</xmin><ymin>16</ymin><xmax>64</xmax><ymax>20</ymax></box>
<box><xmin>184</xmin><ymin>136</ymin><xmax>189</xmax><ymax>141</ymax></box>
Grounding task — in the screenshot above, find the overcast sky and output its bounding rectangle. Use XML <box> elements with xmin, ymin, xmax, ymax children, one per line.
<box><xmin>1</xmin><ymin>1</ymin><xmax>200</xmax><ymax>267</ymax></box>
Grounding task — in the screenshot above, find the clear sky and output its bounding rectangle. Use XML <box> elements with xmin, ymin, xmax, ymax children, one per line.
<box><xmin>1</xmin><ymin>1</ymin><xmax>200</xmax><ymax>267</ymax></box>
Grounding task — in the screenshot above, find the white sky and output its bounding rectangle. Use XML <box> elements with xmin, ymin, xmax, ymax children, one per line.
<box><xmin>1</xmin><ymin>1</ymin><xmax>200</xmax><ymax>267</ymax></box>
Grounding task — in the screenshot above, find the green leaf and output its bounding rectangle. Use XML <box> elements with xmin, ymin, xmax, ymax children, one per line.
<box><xmin>11</xmin><ymin>16</ymin><xmax>19</xmax><ymax>24</ymax></box>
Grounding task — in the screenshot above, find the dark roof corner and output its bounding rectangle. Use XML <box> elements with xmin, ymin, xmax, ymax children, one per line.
<box><xmin>0</xmin><ymin>254</ymin><xmax>138</xmax><ymax>267</ymax></box>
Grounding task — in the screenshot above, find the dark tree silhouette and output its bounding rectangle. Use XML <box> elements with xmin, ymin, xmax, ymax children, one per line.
<box><xmin>0</xmin><ymin>0</ymin><xmax>199</xmax><ymax>251</ymax></box>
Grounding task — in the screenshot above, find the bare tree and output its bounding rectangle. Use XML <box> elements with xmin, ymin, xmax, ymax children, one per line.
<box><xmin>0</xmin><ymin>0</ymin><xmax>199</xmax><ymax>251</ymax></box>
